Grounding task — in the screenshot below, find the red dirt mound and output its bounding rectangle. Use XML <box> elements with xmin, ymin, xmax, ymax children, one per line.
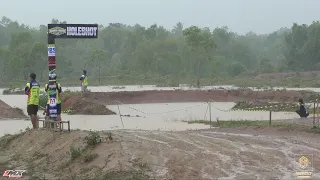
<box><xmin>81</xmin><ymin>89</ymin><xmax>317</xmax><ymax>105</ymax></box>
<box><xmin>0</xmin><ymin>99</ymin><xmax>27</xmax><ymax>119</ymax></box>
<box><xmin>62</xmin><ymin>96</ymin><xmax>116</xmax><ymax>115</ymax></box>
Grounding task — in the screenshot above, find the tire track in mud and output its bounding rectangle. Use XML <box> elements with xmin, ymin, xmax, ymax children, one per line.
<box><xmin>190</xmin><ymin>132</ymin><xmax>287</xmax><ymax>179</ymax></box>
<box><xmin>115</xmin><ymin>130</ymin><xmax>320</xmax><ymax>180</ymax></box>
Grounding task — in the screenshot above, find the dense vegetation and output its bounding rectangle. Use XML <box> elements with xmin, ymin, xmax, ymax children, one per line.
<box><xmin>0</xmin><ymin>16</ymin><xmax>320</xmax><ymax>87</ymax></box>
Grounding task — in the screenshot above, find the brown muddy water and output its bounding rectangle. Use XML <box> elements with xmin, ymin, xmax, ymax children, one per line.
<box><xmin>0</xmin><ymin>94</ymin><xmax>298</xmax><ymax>137</ymax></box>
<box><xmin>3</xmin><ymin>85</ymin><xmax>320</xmax><ymax>93</ymax></box>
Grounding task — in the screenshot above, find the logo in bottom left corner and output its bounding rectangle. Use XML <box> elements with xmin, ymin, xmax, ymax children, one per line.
<box><xmin>3</xmin><ymin>170</ymin><xmax>26</xmax><ymax>178</ymax></box>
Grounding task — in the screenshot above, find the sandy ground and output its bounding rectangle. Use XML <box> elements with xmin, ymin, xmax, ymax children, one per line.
<box><xmin>0</xmin><ymin>127</ymin><xmax>319</xmax><ymax>180</ymax></box>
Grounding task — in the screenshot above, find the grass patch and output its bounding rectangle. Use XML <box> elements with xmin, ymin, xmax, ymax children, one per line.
<box><xmin>232</xmin><ymin>101</ymin><xmax>301</xmax><ymax>112</ymax></box>
<box><xmin>103</xmin><ymin>132</ymin><xmax>113</xmax><ymax>141</ymax></box>
<box><xmin>185</xmin><ymin>120</ymin><xmax>316</xmax><ymax>130</ymax></box>
<box><xmin>84</xmin><ymin>131</ymin><xmax>101</xmax><ymax>147</ymax></box>
<box><xmin>309</xmin><ymin>125</ymin><xmax>320</xmax><ymax>133</ymax></box>
<box><xmin>69</xmin><ymin>146</ymin><xmax>81</xmax><ymax>160</ymax></box>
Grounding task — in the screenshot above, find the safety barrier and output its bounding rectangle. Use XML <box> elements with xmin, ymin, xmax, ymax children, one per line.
<box><xmin>17</xmin><ymin>99</ymin><xmax>320</xmax><ymax>131</ymax></box>
<box><xmin>100</xmin><ymin>99</ymin><xmax>320</xmax><ymax>128</ymax></box>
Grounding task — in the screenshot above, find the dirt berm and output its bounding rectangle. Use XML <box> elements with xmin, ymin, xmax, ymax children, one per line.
<box><xmin>62</xmin><ymin>96</ymin><xmax>116</xmax><ymax>115</ymax></box>
<box><xmin>72</xmin><ymin>89</ymin><xmax>318</xmax><ymax>105</ymax></box>
<box><xmin>0</xmin><ymin>100</ymin><xmax>27</xmax><ymax>119</ymax></box>
<box><xmin>0</xmin><ymin>127</ymin><xmax>319</xmax><ymax>179</ymax></box>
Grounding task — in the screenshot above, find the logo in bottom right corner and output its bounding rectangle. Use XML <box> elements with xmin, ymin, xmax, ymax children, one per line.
<box><xmin>295</xmin><ymin>154</ymin><xmax>313</xmax><ymax>179</ymax></box>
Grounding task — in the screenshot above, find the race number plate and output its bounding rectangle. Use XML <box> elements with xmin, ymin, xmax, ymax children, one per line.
<box><xmin>49</xmin><ymin>98</ymin><xmax>57</xmax><ymax>107</ymax></box>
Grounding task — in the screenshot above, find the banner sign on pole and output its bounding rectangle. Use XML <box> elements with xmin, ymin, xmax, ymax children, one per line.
<box><xmin>47</xmin><ymin>23</ymin><xmax>98</xmax><ymax>119</ymax></box>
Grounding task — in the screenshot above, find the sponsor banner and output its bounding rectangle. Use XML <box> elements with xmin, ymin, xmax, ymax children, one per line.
<box><xmin>49</xmin><ymin>69</ymin><xmax>56</xmax><ymax>74</ymax></box>
<box><xmin>49</xmin><ymin>73</ymin><xmax>56</xmax><ymax>79</ymax></box>
<box><xmin>48</xmin><ymin>26</ymin><xmax>66</xmax><ymax>37</ymax></box>
<box><xmin>49</xmin><ymin>90</ymin><xmax>57</xmax><ymax>95</ymax></box>
<box><xmin>48</xmin><ymin>84</ymin><xmax>57</xmax><ymax>89</ymax></box>
<box><xmin>48</xmin><ymin>24</ymin><xmax>98</xmax><ymax>38</ymax></box>
<box><xmin>48</xmin><ymin>44</ymin><xmax>56</xmax><ymax>56</ymax></box>
<box><xmin>49</xmin><ymin>109</ymin><xmax>57</xmax><ymax>114</ymax></box>
<box><xmin>48</xmin><ymin>56</ymin><xmax>56</xmax><ymax>67</ymax></box>
<box><xmin>49</xmin><ymin>113</ymin><xmax>57</xmax><ymax>118</ymax></box>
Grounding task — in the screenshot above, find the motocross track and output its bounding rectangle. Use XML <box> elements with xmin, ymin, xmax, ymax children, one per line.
<box><xmin>71</xmin><ymin>89</ymin><xmax>317</xmax><ymax>105</ymax></box>
<box><xmin>0</xmin><ymin>127</ymin><xmax>319</xmax><ymax>180</ymax></box>
<box><xmin>0</xmin><ymin>99</ymin><xmax>27</xmax><ymax>119</ymax></box>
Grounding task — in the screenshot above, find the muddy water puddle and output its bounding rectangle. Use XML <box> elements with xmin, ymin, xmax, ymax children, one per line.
<box><xmin>0</xmin><ymin>95</ymin><xmax>298</xmax><ymax>136</ymax></box>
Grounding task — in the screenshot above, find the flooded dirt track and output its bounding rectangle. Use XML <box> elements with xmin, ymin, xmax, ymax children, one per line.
<box><xmin>0</xmin><ymin>127</ymin><xmax>320</xmax><ymax>179</ymax></box>
<box><xmin>117</xmin><ymin>128</ymin><xmax>320</xmax><ymax>180</ymax></box>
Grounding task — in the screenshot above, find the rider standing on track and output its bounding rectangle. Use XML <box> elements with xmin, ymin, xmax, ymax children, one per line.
<box><xmin>25</xmin><ymin>73</ymin><xmax>40</xmax><ymax>129</ymax></box>
<box><xmin>80</xmin><ymin>70</ymin><xmax>88</xmax><ymax>92</ymax></box>
<box><xmin>44</xmin><ymin>82</ymin><xmax>62</xmax><ymax>122</ymax></box>
<box><xmin>296</xmin><ymin>98</ymin><xmax>309</xmax><ymax>118</ymax></box>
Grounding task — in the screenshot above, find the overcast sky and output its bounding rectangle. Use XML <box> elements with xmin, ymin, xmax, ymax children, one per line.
<box><xmin>1</xmin><ymin>0</ymin><xmax>319</xmax><ymax>34</ymax></box>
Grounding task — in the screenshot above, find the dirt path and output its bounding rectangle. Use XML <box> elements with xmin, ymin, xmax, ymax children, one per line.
<box><xmin>72</xmin><ymin>89</ymin><xmax>317</xmax><ymax>106</ymax></box>
<box><xmin>0</xmin><ymin>99</ymin><xmax>27</xmax><ymax>119</ymax></box>
<box><xmin>0</xmin><ymin>127</ymin><xmax>319</xmax><ymax>180</ymax></box>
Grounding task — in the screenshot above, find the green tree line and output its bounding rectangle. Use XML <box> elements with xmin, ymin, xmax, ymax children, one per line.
<box><xmin>0</xmin><ymin>16</ymin><xmax>319</xmax><ymax>86</ymax></box>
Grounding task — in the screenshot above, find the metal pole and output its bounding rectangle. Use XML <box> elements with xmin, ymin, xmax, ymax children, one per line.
<box><xmin>313</xmin><ymin>102</ymin><xmax>316</xmax><ymax>127</ymax></box>
<box><xmin>117</xmin><ymin>103</ymin><xmax>124</xmax><ymax>128</ymax></box>
<box><xmin>269</xmin><ymin>111</ymin><xmax>272</xmax><ymax>126</ymax></box>
<box><xmin>209</xmin><ymin>102</ymin><xmax>212</xmax><ymax>129</ymax></box>
<box><xmin>317</xmin><ymin>101</ymin><xmax>319</xmax><ymax>125</ymax></box>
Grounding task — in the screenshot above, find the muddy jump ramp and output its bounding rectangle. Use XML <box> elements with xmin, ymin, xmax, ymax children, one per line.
<box><xmin>0</xmin><ymin>99</ymin><xmax>27</xmax><ymax>119</ymax></box>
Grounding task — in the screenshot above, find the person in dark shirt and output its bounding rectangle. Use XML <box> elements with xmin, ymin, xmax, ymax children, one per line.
<box><xmin>296</xmin><ymin>98</ymin><xmax>309</xmax><ymax>118</ymax></box>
